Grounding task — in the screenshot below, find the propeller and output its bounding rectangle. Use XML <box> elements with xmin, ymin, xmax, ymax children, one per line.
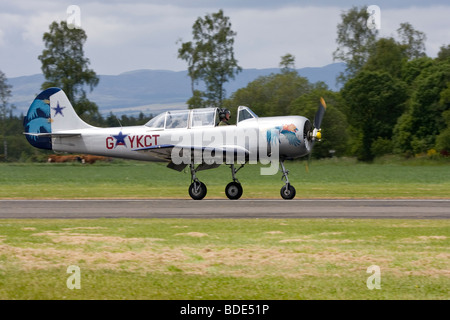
<box><xmin>305</xmin><ymin>97</ymin><xmax>327</xmax><ymax>172</ymax></box>
<box><xmin>314</xmin><ymin>97</ymin><xmax>327</xmax><ymax>130</ymax></box>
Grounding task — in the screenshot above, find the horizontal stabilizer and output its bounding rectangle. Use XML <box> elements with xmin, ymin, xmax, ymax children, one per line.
<box><xmin>23</xmin><ymin>132</ymin><xmax>82</xmax><ymax>138</ymax></box>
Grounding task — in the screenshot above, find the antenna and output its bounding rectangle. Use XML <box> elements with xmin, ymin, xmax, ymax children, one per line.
<box><xmin>116</xmin><ymin>116</ymin><xmax>123</xmax><ymax>129</ymax></box>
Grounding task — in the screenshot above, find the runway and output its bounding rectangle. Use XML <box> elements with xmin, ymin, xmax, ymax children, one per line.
<box><xmin>0</xmin><ymin>199</ymin><xmax>448</xmax><ymax>219</ymax></box>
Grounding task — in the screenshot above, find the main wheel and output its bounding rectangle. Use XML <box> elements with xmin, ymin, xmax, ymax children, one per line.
<box><xmin>189</xmin><ymin>181</ymin><xmax>207</xmax><ymax>200</ymax></box>
<box><xmin>225</xmin><ymin>182</ymin><xmax>243</xmax><ymax>200</ymax></box>
<box><xmin>280</xmin><ymin>184</ymin><xmax>296</xmax><ymax>200</ymax></box>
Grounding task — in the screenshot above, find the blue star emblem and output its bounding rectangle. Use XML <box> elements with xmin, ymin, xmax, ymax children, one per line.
<box><xmin>52</xmin><ymin>102</ymin><xmax>65</xmax><ymax>117</ymax></box>
<box><xmin>112</xmin><ymin>131</ymin><xmax>128</xmax><ymax>148</ymax></box>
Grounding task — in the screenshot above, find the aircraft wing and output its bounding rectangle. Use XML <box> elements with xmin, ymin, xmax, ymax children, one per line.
<box><xmin>132</xmin><ymin>144</ymin><xmax>176</xmax><ymax>161</ymax></box>
<box><xmin>134</xmin><ymin>144</ymin><xmax>249</xmax><ymax>157</ymax></box>
<box><xmin>133</xmin><ymin>144</ymin><xmax>250</xmax><ymax>170</ymax></box>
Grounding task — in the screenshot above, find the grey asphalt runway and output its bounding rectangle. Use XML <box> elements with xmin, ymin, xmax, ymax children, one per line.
<box><xmin>0</xmin><ymin>199</ymin><xmax>448</xmax><ymax>219</ymax></box>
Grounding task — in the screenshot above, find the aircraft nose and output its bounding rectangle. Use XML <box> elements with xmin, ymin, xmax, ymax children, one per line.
<box><xmin>302</xmin><ymin>118</ymin><xmax>313</xmax><ymax>154</ymax></box>
<box><xmin>277</xmin><ymin>116</ymin><xmax>312</xmax><ymax>159</ymax></box>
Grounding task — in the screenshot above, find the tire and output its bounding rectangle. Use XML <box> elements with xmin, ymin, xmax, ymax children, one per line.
<box><xmin>280</xmin><ymin>184</ymin><xmax>296</xmax><ymax>200</ymax></box>
<box><xmin>225</xmin><ymin>182</ymin><xmax>243</xmax><ymax>200</ymax></box>
<box><xmin>189</xmin><ymin>181</ymin><xmax>207</xmax><ymax>200</ymax></box>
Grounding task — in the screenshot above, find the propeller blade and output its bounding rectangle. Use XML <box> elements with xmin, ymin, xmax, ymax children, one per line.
<box><xmin>314</xmin><ymin>97</ymin><xmax>327</xmax><ymax>129</ymax></box>
<box><xmin>306</xmin><ymin>98</ymin><xmax>327</xmax><ymax>173</ymax></box>
<box><xmin>305</xmin><ymin>139</ymin><xmax>316</xmax><ymax>173</ymax></box>
<box><xmin>305</xmin><ymin>151</ymin><xmax>312</xmax><ymax>173</ymax></box>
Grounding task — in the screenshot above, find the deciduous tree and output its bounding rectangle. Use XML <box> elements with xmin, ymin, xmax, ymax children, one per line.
<box><xmin>333</xmin><ymin>6</ymin><xmax>378</xmax><ymax>83</ymax></box>
<box><xmin>341</xmin><ymin>70</ymin><xmax>406</xmax><ymax>161</ymax></box>
<box><xmin>38</xmin><ymin>21</ymin><xmax>99</xmax><ymax>119</ymax></box>
<box><xmin>177</xmin><ymin>10</ymin><xmax>241</xmax><ymax>108</ymax></box>
<box><xmin>0</xmin><ymin>70</ymin><xmax>15</xmax><ymax>161</ymax></box>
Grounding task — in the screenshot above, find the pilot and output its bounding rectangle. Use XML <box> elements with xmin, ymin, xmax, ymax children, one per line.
<box><xmin>218</xmin><ymin>108</ymin><xmax>231</xmax><ymax>126</ymax></box>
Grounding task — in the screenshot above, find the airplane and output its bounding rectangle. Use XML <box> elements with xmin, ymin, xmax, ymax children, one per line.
<box><xmin>23</xmin><ymin>87</ymin><xmax>326</xmax><ymax>200</ymax></box>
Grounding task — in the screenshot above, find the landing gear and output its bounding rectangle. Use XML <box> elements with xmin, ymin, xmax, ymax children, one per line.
<box><xmin>280</xmin><ymin>160</ymin><xmax>296</xmax><ymax>200</ymax></box>
<box><xmin>225</xmin><ymin>181</ymin><xmax>243</xmax><ymax>200</ymax></box>
<box><xmin>188</xmin><ymin>163</ymin><xmax>207</xmax><ymax>200</ymax></box>
<box><xmin>187</xmin><ymin>162</ymin><xmax>245</xmax><ymax>200</ymax></box>
<box><xmin>189</xmin><ymin>181</ymin><xmax>207</xmax><ymax>200</ymax></box>
<box><xmin>280</xmin><ymin>183</ymin><xmax>296</xmax><ymax>200</ymax></box>
<box><xmin>225</xmin><ymin>164</ymin><xmax>244</xmax><ymax>200</ymax></box>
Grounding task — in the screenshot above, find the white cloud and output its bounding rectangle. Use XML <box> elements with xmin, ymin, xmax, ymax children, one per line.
<box><xmin>1</xmin><ymin>1</ymin><xmax>450</xmax><ymax>78</ymax></box>
<box><xmin>79</xmin><ymin>3</ymin><xmax>201</xmax><ymax>74</ymax></box>
<box><xmin>0</xmin><ymin>29</ymin><xmax>4</xmax><ymax>47</ymax></box>
<box><xmin>21</xmin><ymin>12</ymin><xmax>64</xmax><ymax>46</ymax></box>
<box><xmin>80</xmin><ymin>4</ymin><xmax>344</xmax><ymax>74</ymax></box>
<box><xmin>230</xmin><ymin>6</ymin><xmax>342</xmax><ymax>69</ymax></box>
<box><xmin>380</xmin><ymin>6</ymin><xmax>450</xmax><ymax>57</ymax></box>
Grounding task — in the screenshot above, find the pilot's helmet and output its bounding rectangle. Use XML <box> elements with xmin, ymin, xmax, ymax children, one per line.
<box><xmin>219</xmin><ymin>108</ymin><xmax>231</xmax><ymax>121</ymax></box>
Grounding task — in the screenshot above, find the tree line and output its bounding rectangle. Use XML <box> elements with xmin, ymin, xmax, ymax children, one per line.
<box><xmin>0</xmin><ymin>102</ymin><xmax>152</xmax><ymax>162</ymax></box>
<box><xmin>222</xmin><ymin>6</ymin><xmax>449</xmax><ymax>161</ymax></box>
<box><xmin>0</xmin><ymin>21</ymin><xmax>154</xmax><ymax>162</ymax></box>
<box><xmin>1</xmin><ymin>6</ymin><xmax>449</xmax><ymax>162</ymax></box>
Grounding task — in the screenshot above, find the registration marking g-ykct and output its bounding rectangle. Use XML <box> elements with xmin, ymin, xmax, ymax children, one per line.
<box><xmin>106</xmin><ymin>134</ymin><xmax>160</xmax><ymax>149</ymax></box>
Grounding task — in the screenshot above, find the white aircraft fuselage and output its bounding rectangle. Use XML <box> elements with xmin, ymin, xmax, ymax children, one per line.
<box><xmin>24</xmin><ymin>87</ymin><xmax>324</xmax><ymax>200</ymax></box>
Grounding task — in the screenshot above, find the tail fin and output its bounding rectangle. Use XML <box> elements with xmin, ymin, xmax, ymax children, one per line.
<box><xmin>23</xmin><ymin>87</ymin><xmax>93</xmax><ymax>150</ymax></box>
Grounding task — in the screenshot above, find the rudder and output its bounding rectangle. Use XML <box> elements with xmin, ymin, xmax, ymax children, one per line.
<box><xmin>48</xmin><ymin>88</ymin><xmax>93</xmax><ymax>132</ymax></box>
<box><xmin>23</xmin><ymin>87</ymin><xmax>93</xmax><ymax>150</ymax></box>
<box><xmin>23</xmin><ymin>87</ymin><xmax>59</xmax><ymax>150</ymax></box>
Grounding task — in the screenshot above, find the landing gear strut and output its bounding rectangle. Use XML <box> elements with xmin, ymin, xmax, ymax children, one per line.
<box><xmin>188</xmin><ymin>163</ymin><xmax>207</xmax><ymax>200</ymax></box>
<box><xmin>225</xmin><ymin>164</ymin><xmax>244</xmax><ymax>200</ymax></box>
<box><xmin>280</xmin><ymin>160</ymin><xmax>296</xmax><ymax>200</ymax></box>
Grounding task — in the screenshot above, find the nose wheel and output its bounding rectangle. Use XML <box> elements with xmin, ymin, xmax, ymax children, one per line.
<box><xmin>280</xmin><ymin>160</ymin><xmax>296</xmax><ymax>200</ymax></box>
<box><xmin>280</xmin><ymin>183</ymin><xmax>296</xmax><ymax>200</ymax></box>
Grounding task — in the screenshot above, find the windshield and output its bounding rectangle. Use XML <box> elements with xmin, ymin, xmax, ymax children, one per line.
<box><xmin>145</xmin><ymin>113</ymin><xmax>165</xmax><ymax>129</ymax></box>
<box><xmin>238</xmin><ymin>106</ymin><xmax>258</xmax><ymax>123</ymax></box>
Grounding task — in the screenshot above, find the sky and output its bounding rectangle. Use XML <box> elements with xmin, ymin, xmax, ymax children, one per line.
<box><xmin>1</xmin><ymin>0</ymin><xmax>449</xmax><ymax>78</ymax></box>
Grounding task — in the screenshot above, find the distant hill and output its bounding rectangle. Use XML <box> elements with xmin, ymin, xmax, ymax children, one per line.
<box><xmin>8</xmin><ymin>63</ymin><xmax>345</xmax><ymax>117</ymax></box>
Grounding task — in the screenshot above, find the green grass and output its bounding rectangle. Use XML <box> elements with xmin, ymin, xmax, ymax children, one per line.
<box><xmin>0</xmin><ymin>159</ymin><xmax>448</xmax><ymax>300</ymax></box>
<box><xmin>0</xmin><ymin>158</ymin><xmax>449</xmax><ymax>199</ymax></box>
<box><xmin>0</xmin><ymin>218</ymin><xmax>448</xmax><ymax>299</ymax></box>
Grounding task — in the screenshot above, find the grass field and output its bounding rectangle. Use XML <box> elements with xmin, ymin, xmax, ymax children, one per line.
<box><xmin>0</xmin><ymin>158</ymin><xmax>449</xmax><ymax>199</ymax></box>
<box><xmin>0</xmin><ymin>218</ymin><xmax>448</xmax><ymax>299</ymax></box>
<box><xmin>0</xmin><ymin>159</ymin><xmax>448</xmax><ymax>300</ymax></box>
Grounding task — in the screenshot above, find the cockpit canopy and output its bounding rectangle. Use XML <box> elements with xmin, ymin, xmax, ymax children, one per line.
<box><xmin>145</xmin><ymin>106</ymin><xmax>257</xmax><ymax>130</ymax></box>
